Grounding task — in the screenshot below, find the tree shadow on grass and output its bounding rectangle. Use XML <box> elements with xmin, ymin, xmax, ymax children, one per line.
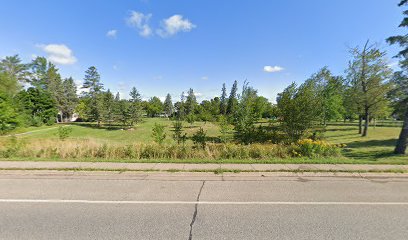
<box><xmin>325</xmin><ymin>127</ymin><xmax>357</xmax><ymax>132</ymax></box>
<box><xmin>72</xmin><ymin>123</ymin><xmax>131</xmax><ymax>131</ymax></box>
<box><xmin>346</xmin><ymin>139</ymin><xmax>397</xmax><ymax>148</ymax></box>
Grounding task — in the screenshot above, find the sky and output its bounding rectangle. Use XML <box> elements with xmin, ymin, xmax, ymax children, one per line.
<box><xmin>0</xmin><ymin>0</ymin><xmax>405</xmax><ymax>102</ymax></box>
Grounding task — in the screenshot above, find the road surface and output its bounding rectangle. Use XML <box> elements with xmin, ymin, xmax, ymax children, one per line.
<box><xmin>0</xmin><ymin>171</ymin><xmax>407</xmax><ymax>239</ymax></box>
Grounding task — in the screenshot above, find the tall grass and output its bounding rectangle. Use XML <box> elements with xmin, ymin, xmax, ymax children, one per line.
<box><xmin>0</xmin><ymin>138</ymin><xmax>341</xmax><ymax>160</ymax></box>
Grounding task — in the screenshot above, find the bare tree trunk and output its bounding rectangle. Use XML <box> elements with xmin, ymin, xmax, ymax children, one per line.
<box><xmin>395</xmin><ymin>108</ymin><xmax>408</xmax><ymax>154</ymax></box>
<box><xmin>362</xmin><ymin>111</ymin><xmax>369</xmax><ymax>137</ymax></box>
<box><xmin>358</xmin><ymin>116</ymin><xmax>363</xmax><ymax>134</ymax></box>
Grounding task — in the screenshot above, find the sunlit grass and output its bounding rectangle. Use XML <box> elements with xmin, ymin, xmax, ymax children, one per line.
<box><xmin>1</xmin><ymin>118</ymin><xmax>407</xmax><ymax>164</ymax></box>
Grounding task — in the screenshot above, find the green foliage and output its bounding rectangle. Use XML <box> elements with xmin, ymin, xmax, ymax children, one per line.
<box><xmin>306</xmin><ymin>67</ymin><xmax>346</xmax><ymax>124</ymax></box>
<box><xmin>277</xmin><ymin>82</ymin><xmax>321</xmax><ymax>142</ymax></box>
<box><xmin>102</xmin><ymin>90</ymin><xmax>115</xmax><ymax>126</ymax></box>
<box><xmin>151</xmin><ymin>123</ymin><xmax>166</xmax><ymax>144</ymax></box>
<box><xmin>192</xmin><ymin>127</ymin><xmax>207</xmax><ymax>149</ymax></box>
<box><xmin>233</xmin><ymin>82</ymin><xmax>261</xmax><ymax>144</ymax></box>
<box><xmin>60</xmin><ymin>77</ymin><xmax>78</xmax><ymax>122</ymax></box>
<box><xmin>57</xmin><ymin>126</ymin><xmax>73</xmax><ymax>141</ymax></box>
<box><xmin>16</xmin><ymin>87</ymin><xmax>58</xmax><ymax>126</ymax></box>
<box><xmin>218</xmin><ymin>115</ymin><xmax>232</xmax><ymax>143</ymax></box>
<box><xmin>82</xmin><ymin>66</ymin><xmax>104</xmax><ymax>125</ymax></box>
<box><xmin>0</xmin><ymin>55</ymin><xmax>29</xmax><ymax>84</ymax></box>
<box><xmin>0</xmin><ymin>93</ymin><xmax>20</xmax><ymax>134</ymax></box>
<box><xmin>185</xmin><ymin>88</ymin><xmax>197</xmax><ymax>115</ymax></box>
<box><xmin>295</xmin><ymin>139</ymin><xmax>342</xmax><ymax>158</ymax></box>
<box><xmin>388</xmin><ymin>1</ymin><xmax>408</xmax><ymax>154</ymax></box>
<box><xmin>346</xmin><ymin>42</ymin><xmax>392</xmax><ymax>136</ymax></box>
<box><xmin>129</xmin><ymin>87</ymin><xmax>143</xmax><ymax>125</ymax></box>
<box><xmin>220</xmin><ymin>83</ymin><xmax>227</xmax><ymax>114</ymax></box>
<box><xmin>186</xmin><ymin>113</ymin><xmax>195</xmax><ymax>126</ymax></box>
<box><xmin>117</xmin><ymin>99</ymin><xmax>131</xmax><ymax>127</ymax></box>
<box><xmin>226</xmin><ymin>80</ymin><xmax>238</xmax><ymax>115</ymax></box>
<box><xmin>0</xmin><ymin>72</ymin><xmax>20</xmax><ymax>96</ymax></box>
<box><xmin>163</xmin><ymin>93</ymin><xmax>174</xmax><ymax>117</ymax></box>
<box><xmin>146</xmin><ymin>97</ymin><xmax>164</xmax><ymax>117</ymax></box>
<box><xmin>172</xmin><ymin>121</ymin><xmax>187</xmax><ymax>145</ymax></box>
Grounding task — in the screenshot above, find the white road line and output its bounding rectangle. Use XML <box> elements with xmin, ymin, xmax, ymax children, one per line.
<box><xmin>0</xmin><ymin>199</ymin><xmax>407</xmax><ymax>205</ymax></box>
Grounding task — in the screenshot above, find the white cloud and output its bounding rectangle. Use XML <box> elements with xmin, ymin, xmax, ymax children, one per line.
<box><xmin>157</xmin><ymin>15</ymin><xmax>196</xmax><ymax>37</ymax></box>
<box><xmin>263</xmin><ymin>65</ymin><xmax>284</xmax><ymax>73</ymax></box>
<box><xmin>38</xmin><ymin>44</ymin><xmax>77</xmax><ymax>65</ymax></box>
<box><xmin>127</xmin><ymin>11</ymin><xmax>153</xmax><ymax>37</ymax></box>
<box><xmin>106</xmin><ymin>29</ymin><xmax>118</xmax><ymax>38</ymax></box>
<box><xmin>201</xmin><ymin>76</ymin><xmax>208</xmax><ymax>80</ymax></box>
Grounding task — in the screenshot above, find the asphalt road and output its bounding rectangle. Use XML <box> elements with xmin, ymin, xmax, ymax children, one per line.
<box><xmin>0</xmin><ymin>171</ymin><xmax>407</xmax><ymax>240</ymax></box>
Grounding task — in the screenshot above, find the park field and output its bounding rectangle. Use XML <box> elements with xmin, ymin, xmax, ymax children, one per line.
<box><xmin>1</xmin><ymin>118</ymin><xmax>407</xmax><ymax>164</ymax></box>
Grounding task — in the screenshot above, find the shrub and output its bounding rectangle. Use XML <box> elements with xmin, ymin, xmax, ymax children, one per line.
<box><xmin>296</xmin><ymin>139</ymin><xmax>341</xmax><ymax>157</ymax></box>
<box><xmin>192</xmin><ymin>127</ymin><xmax>207</xmax><ymax>149</ymax></box>
<box><xmin>57</xmin><ymin>126</ymin><xmax>73</xmax><ymax>141</ymax></box>
<box><xmin>172</xmin><ymin>121</ymin><xmax>187</xmax><ymax>145</ymax></box>
<box><xmin>152</xmin><ymin>123</ymin><xmax>166</xmax><ymax>144</ymax></box>
<box><xmin>218</xmin><ymin>116</ymin><xmax>232</xmax><ymax>143</ymax></box>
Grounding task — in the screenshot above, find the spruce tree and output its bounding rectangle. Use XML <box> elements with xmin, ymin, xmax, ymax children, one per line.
<box><xmin>129</xmin><ymin>87</ymin><xmax>143</xmax><ymax>125</ymax></box>
<box><xmin>82</xmin><ymin>66</ymin><xmax>104</xmax><ymax>126</ymax></box>
<box><xmin>227</xmin><ymin>80</ymin><xmax>238</xmax><ymax>115</ymax></box>
<box><xmin>220</xmin><ymin>83</ymin><xmax>227</xmax><ymax>115</ymax></box>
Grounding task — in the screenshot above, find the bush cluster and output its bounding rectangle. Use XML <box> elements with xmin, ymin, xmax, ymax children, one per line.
<box><xmin>294</xmin><ymin>139</ymin><xmax>343</xmax><ymax>158</ymax></box>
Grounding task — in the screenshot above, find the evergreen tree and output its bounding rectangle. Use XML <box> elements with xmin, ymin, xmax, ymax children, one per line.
<box><xmin>117</xmin><ymin>99</ymin><xmax>131</xmax><ymax>127</ymax></box>
<box><xmin>185</xmin><ymin>88</ymin><xmax>197</xmax><ymax>115</ymax></box>
<box><xmin>220</xmin><ymin>83</ymin><xmax>227</xmax><ymax>115</ymax></box>
<box><xmin>82</xmin><ymin>66</ymin><xmax>104</xmax><ymax>126</ymax></box>
<box><xmin>16</xmin><ymin>87</ymin><xmax>58</xmax><ymax>125</ymax></box>
<box><xmin>226</xmin><ymin>80</ymin><xmax>238</xmax><ymax>115</ymax></box>
<box><xmin>102</xmin><ymin>89</ymin><xmax>115</xmax><ymax>127</ymax></box>
<box><xmin>61</xmin><ymin>77</ymin><xmax>78</xmax><ymax>122</ymax></box>
<box><xmin>0</xmin><ymin>55</ymin><xmax>29</xmax><ymax>84</ymax></box>
<box><xmin>129</xmin><ymin>87</ymin><xmax>143</xmax><ymax>125</ymax></box>
<box><xmin>29</xmin><ymin>57</ymin><xmax>49</xmax><ymax>89</ymax></box>
<box><xmin>177</xmin><ymin>92</ymin><xmax>186</xmax><ymax>120</ymax></box>
<box><xmin>163</xmin><ymin>93</ymin><xmax>174</xmax><ymax>117</ymax></box>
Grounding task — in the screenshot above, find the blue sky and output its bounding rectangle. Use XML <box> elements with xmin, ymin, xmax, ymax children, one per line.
<box><xmin>0</xmin><ymin>0</ymin><xmax>404</xmax><ymax>102</ymax></box>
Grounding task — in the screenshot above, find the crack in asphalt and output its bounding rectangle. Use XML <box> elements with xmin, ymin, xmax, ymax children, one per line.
<box><xmin>188</xmin><ymin>180</ymin><xmax>205</xmax><ymax>240</ymax></box>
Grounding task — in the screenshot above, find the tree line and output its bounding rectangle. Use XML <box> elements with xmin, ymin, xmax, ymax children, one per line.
<box><xmin>1</xmin><ymin>1</ymin><xmax>408</xmax><ymax>154</ymax></box>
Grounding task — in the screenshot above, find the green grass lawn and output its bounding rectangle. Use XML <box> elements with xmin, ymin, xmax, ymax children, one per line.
<box><xmin>324</xmin><ymin>123</ymin><xmax>406</xmax><ymax>163</ymax></box>
<box><xmin>15</xmin><ymin>118</ymin><xmax>222</xmax><ymax>144</ymax></box>
<box><xmin>2</xmin><ymin>118</ymin><xmax>407</xmax><ymax>164</ymax></box>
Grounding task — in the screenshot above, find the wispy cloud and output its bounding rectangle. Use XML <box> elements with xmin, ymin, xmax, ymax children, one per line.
<box><xmin>201</xmin><ymin>76</ymin><xmax>208</xmax><ymax>80</ymax></box>
<box><xmin>263</xmin><ymin>65</ymin><xmax>284</xmax><ymax>73</ymax></box>
<box><xmin>106</xmin><ymin>29</ymin><xmax>118</xmax><ymax>38</ymax></box>
<box><xmin>127</xmin><ymin>11</ymin><xmax>153</xmax><ymax>37</ymax></box>
<box><xmin>37</xmin><ymin>44</ymin><xmax>77</xmax><ymax>65</ymax></box>
<box><xmin>157</xmin><ymin>15</ymin><xmax>196</xmax><ymax>37</ymax></box>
